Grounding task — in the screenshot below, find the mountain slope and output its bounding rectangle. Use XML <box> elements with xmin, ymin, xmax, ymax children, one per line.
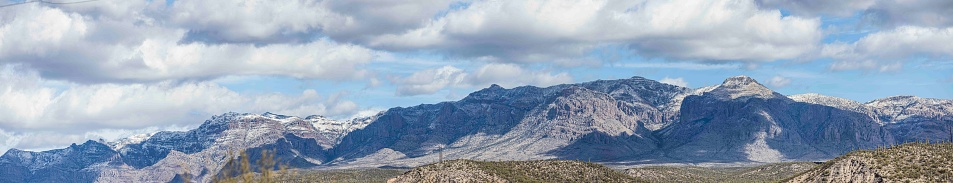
<box><xmin>98</xmin><ymin>112</ymin><xmax>372</xmax><ymax>182</ymax></box>
<box><xmin>0</xmin><ymin>140</ymin><xmax>119</xmax><ymax>183</ymax></box>
<box><xmin>657</xmin><ymin>76</ymin><xmax>894</xmax><ymax>162</ymax></box>
<box><xmin>331</xmin><ymin>77</ymin><xmax>687</xmax><ymax>167</ymax></box>
<box><xmin>790</xmin><ymin>93</ymin><xmax>953</xmax><ymax>144</ymax></box>
<box><xmin>0</xmin><ymin>112</ymin><xmax>371</xmax><ymax>183</ymax></box>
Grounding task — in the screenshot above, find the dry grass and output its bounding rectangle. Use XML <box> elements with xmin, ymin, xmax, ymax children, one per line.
<box><xmin>390</xmin><ymin>159</ymin><xmax>646</xmax><ymax>183</ymax></box>
<box><xmin>625</xmin><ymin>162</ymin><xmax>817</xmax><ymax>183</ymax></box>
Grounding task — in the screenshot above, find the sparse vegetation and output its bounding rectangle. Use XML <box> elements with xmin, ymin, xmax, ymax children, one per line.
<box><xmin>787</xmin><ymin>142</ymin><xmax>953</xmax><ymax>182</ymax></box>
<box><xmin>276</xmin><ymin>168</ymin><xmax>408</xmax><ymax>183</ymax></box>
<box><xmin>181</xmin><ymin>142</ymin><xmax>952</xmax><ymax>182</ymax></box>
<box><xmin>625</xmin><ymin>162</ymin><xmax>817</xmax><ymax>183</ymax></box>
<box><xmin>390</xmin><ymin>159</ymin><xmax>645</xmax><ymax>183</ymax></box>
<box><xmin>177</xmin><ymin>149</ymin><xmax>404</xmax><ymax>183</ymax></box>
<box><xmin>209</xmin><ymin>149</ymin><xmax>292</xmax><ymax>183</ymax></box>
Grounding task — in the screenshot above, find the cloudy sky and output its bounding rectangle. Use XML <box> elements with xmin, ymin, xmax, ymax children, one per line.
<box><xmin>0</xmin><ymin>0</ymin><xmax>951</xmax><ymax>153</ymax></box>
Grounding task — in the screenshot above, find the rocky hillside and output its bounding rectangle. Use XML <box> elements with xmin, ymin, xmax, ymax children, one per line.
<box><xmin>786</xmin><ymin>142</ymin><xmax>953</xmax><ymax>182</ymax></box>
<box><xmin>388</xmin><ymin>159</ymin><xmax>643</xmax><ymax>183</ymax></box>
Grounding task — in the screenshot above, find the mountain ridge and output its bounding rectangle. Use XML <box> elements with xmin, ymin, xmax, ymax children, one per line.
<box><xmin>1</xmin><ymin>75</ymin><xmax>950</xmax><ymax>182</ymax></box>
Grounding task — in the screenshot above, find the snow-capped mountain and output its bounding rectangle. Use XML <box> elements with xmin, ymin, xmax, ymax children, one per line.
<box><xmin>0</xmin><ymin>140</ymin><xmax>119</xmax><ymax>182</ymax></box>
<box><xmin>106</xmin><ymin>132</ymin><xmax>156</xmax><ymax>150</ymax></box>
<box><xmin>1</xmin><ymin>112</ymin><xmax>374</xmax><ymax>182</ymax></box>
<box><xmin>789</xmin><ymin>93</ymin><xmax>868</xmax><ymax>111</ymax></box>
<box><xmin>706</xmin><ymin>75</ymin><xmax>786</xmax><ymax>100</ymax></box>
<box><xmin>789</xmin><ymin>93</ymin><xmax>953</xmax><ymax>141</ymax></box>
<box><xmin>866</xmin><ymin>96</ymin><xmax>953</xmax><ymax>123</ymax></box>
<box><xmin>1</xmin><ymin>75</ymin><xmax>950</xmax><ymax>183</ymax></box>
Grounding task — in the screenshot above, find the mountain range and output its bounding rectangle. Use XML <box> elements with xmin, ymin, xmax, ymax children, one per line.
<box><xmin>1</xmin><ymin>75</ymin><xmax>950</xmax><ymax>182</ymax></box>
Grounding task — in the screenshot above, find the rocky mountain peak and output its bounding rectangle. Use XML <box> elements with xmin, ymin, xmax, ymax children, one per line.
<box><xmin>789</xmin><ymin>93</ymin><xmax>866</xmax><ymax>110</ymax></box>
<box><xmin>305</xmin><ymin>115</ymin><xmax>327</xmax><ymax>120</ymax></box>
<box><xmin>720</xmin><ymin>75</ymin><xmax>767</xmax><ymax>89</ymax></box>
<box><xmin>866</xmin><ymin>95</ymin><xmax>919</xmax><ymax>105</ymax></box>
<box><xmin>489</xmin><ymin>84</ymin><xmax>503</xmax><ymax>89</ymax></box>
<box><xmin>707</xmin><ymin>75</ymin><xmax>783</xmax><ymax>100</ymax></box>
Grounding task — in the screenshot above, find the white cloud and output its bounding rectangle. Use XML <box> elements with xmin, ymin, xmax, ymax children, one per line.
<box><xmin>767</xmin><ymin>76</ymin><xmax>791</xmax><ymax>88</ymax></box>
<box><xmin>395</xmin><ymin>63</ymin><xmax>573</xmax><ymax>96</ymax></box>
<box><xmin>395</xmin><ymin>65</ymin><xmax>469</xmax><ymax>96</ymax></box>
<box><xmin>166</xmin><ymin>0</ymin><xmax>337</xmax><ymax>43</ymax></box>
<box><xmin>163</xmin><ymin>0</ymin><xmax>459</xmax><ymax>43</ymax></box>
<box><xmin>469</xmin><ymin>63</ymin><xmax>573</xmax><ymax>88</ymax></box>
<box><xmin>822</xmin><ymin>26</ymin><xmax>953</xmax><ymax>71</ymax></box>
<box><xmin>246</xmin><ymin>90</ymin><xmax>360</xmax><ymax>118</ymax></box>
<box><xmin>0</xmin><ymin>4</ymin><xmax>377</xmax><ymax>83</ymax></box>
<box><xmin>369</xmin><ymin>0</ymin><xmax>821</xmax><ymax>62</ymax></box>
<box><xmin>864</xmin><ymin>1</ymin><xmax>953</xmax><ymax>28</ymax></box>
<box><xmin>321</xmin><ymin>0</ymin><xmax>461</xmax><ymax>42</ymax></box>
<box><xmin>615</xmin><ymin>62</ymin><xmax>743</xmax><ymax>70</ymax></box>
<box><xmin>659</xmin><ymin>77</ymin><xmax>689</xmax><ymax>87</ymax></box>
<box><xmin>755</xmin><ymin>0</ymin><xmax>875</xmax><ymax>17</ymax></box>
<box><xmin>757</xmin><ymin>0</ymin><xmax>953</xmax><ymax>28</ymax></box>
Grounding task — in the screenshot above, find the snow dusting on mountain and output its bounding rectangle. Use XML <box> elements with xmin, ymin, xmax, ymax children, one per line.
<box><xmin>107</xmin><ymin>133</ymin><xmax>156</xmax><ymax>150</ymax></box>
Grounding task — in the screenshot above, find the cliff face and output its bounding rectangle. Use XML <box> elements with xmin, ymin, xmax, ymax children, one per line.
<box><xmin>792</xmin><ymin>94</ymin><xmax>953</xmax><ymax>144</ymax></box>
<box><xmin>658</xmin><ymin>76</ymin><xmax>893</xmax><ymax>162</ymax></box>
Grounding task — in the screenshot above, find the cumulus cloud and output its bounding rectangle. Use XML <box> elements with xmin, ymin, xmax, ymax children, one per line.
<box><xmin>767</xmin><ymin>76</ymin><xmax>791</xmax><ymax>88</ymax></box>
<box><xmin>862</xmin><ymin>1</ymin><xmax>953</xmax><ymax>28</ymax></box>
<box><xmin>166</xmin><ymin>0</ymin><xmax>335</xmax><ymax>43</ymax></box>
<box><xmin>321</xmin><ymin>0</ymin><xmax>461</xmax><ymax>42</ymax></box>
<box><xmin>758</xmin><ymin>0</ymin><xmax>953</xmax><ymax>28</ymax></box>
<box><xmin>395</xmin><ymin>63</ymin><xmax>573</xmax><ymax>96</ymax></box>
<box><xmin>659</xmin><ymin>77</ymin><xmax>689</xmax><ymax>87</ymax></box>
<box><xmin>0</xmin><ymin>4</ymin><xmax>377</xmax><ymax>83</ymax></box>
<box><xmin>822</xmin><ymin>26</ymin><xmax>953</xmax><ymax>71</ymax></box>
<box><xmin>468</xmin><ymin>63</ymin><xmax>573</xmax><ymax>88</ymax></box>
<box><xmin>395</xmin><ymin>66</ymin><xmax>469</xmax><ymax>96</ymax></box>
<box><xmin>162</xmin><ymin>0</ymin><xmax>459</xmax><ymax>44</ymax></box>
<box><xmin>616</xmin><ymin>62</ymin><xmax>743</xmax><ymax>70</ymax></box>
<box><xmin>369</xmin><ymin>0</ymin><xmax>821</xmax><ymax>62</ymax></box>
<box><xmin>755</xmin><ymin>0</ymin><xmax>875</xmax><ymax>17</ymax></box>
